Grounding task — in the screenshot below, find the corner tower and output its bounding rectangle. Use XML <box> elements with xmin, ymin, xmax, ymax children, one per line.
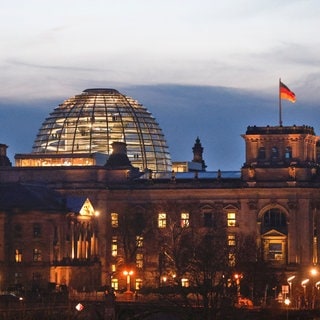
<box><xmin>241</xmin><ymin>125</ymin><xmax>319</xmax><ymax>182</ymax></box>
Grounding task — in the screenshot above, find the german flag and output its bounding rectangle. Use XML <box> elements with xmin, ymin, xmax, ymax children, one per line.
<box><xmin>280</xmin><ymin>81</ymin><xmax>296</xmax><ymax>103</ymax></box>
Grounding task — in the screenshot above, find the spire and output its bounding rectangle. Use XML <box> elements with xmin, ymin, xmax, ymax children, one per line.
<box><xmin>192</xmin><ymin>137</ymin><xmax>206</xmax><ymax>171</ymax></box>
<box><xmin>0</xmin><ymin>144</ymin><xmax>12</xmax><ymax>167</ymax></box>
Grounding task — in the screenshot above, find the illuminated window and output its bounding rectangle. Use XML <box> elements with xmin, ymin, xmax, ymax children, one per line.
<box><xmin>228</xmin><ymin>253</ymin><xmax>236</xmax><ymax>267</ymax></box>
<box><xmin>135</xmin><ymin>279</ymin><xmax>143</xmax><ymax>290</ymax></box>
<box><xmin>33</xmin><ymin>249</ymin><xmax>42</xmax><ymax>262</ymax></box>
<box><xmin>33</xmin><ymin>223</ymin><xmax>41</xmax><ymax>238</ymax></box>
<box><xmin>136</xmin><ymin>253</ymin><xmax>144</xmax><ymax>268</ymax></box>
<box><xmin>227</xmin><ymin>212</ymin><xmax>236</xmax><ymax>227</ymax></box>
<box><xmin>228</xmin><ymin>234</ymin><xmax>236</xmax><ymax>246</ymax></box>
<box><xmin>268</xmin><ymin>243</ymin><xmax>283</xmax><ymax>260</ymax></box>
<box><xmin>111</xmin><ymin>264</ymin><xmax>116</xmax><ymax>272</ymax></box>
<box><xmin>136</xmin><ymin>236</ymin><xmax>143</xmax><ymax>248</ymax></box>
<box><xmin>111</xmin><ymin>279</ymin><xmax>118</xmax><ymax>291</ymax></box>
<box><xmin>181</xmin><ymin>212</ymin><xmax>190</xmax><ymax>228</ymax></box>
<box><xmin>111</xmin><ymin>213</ymin><xmax>118</xmax><ymax>228</ymax></box>
<box><xmin>111</xmin><ymin>236</ymin><xmax>118</xmax><ymax>257</ymax></box>
<box><xmin>158</xmin><ymin>213</ymin><xmax>166</xmax><ymax>228</ymax></box>
<box><xmin>15</xmin><ymin>249</ymin><xmax>22</xmax><ymax>263</ymax></box>
<box><xmin>181</xmin><ymin>278</ymin><xmax>189</xmax><ymax>287</ymax></box>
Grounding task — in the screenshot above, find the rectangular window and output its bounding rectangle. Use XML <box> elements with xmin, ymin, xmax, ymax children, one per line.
<box><xmin>33</xmin><ymin>248</ymin><xmax>42</xmax><ymax>262</ymax></box>
<box><xmin>111</xmin><ymin>264</ymin><xmax>116</xmax><ymax>273</ymax></box>
<box><xmin>136</xmin><ymin>236</ymin><xmax>143</xmax><ymax>248</ymax></box>
<box><xmin>111</xmin><ymin>279</ymin><xmax>118</xmax><ymax>291</ymax></box>
<box><xmin>158</xmin><ymin>213</ymin><xmax>166</xmax><ymax>228</ymax></box>
<box><xmin>14</xmin><ymin>224</ymin><xmax>22</xmax><ymax>238</ymax></box>
<box><xmin>228</xmin><ymin>234</ymin><xmax>236</xmax><ymax>246</ymax></box>
<box><xmin>33</xmin><ymin>223</ymin><xmax>42</xmax><ymax>238</ymax></box>
<box><xmin>181</xmin><ymin>278</ymin><xmax>189</xmax><ymax>287</ymax></box>
<box><xmin>15</xmin><ymin>249</ymin><xmax>22</xmax><ymax>263</ymax></box>
<box><xmin>227</xmin><ymin>212</ymin><xmax>236</xmax><ymax>227</ymax></box>
<box><xmin>203</xmin><ymin>212</ymin><xmax>213</xmax><ymax>227</ymax></box>
<box><xmin>111</xmin><ymin>213</ymin><xmax>118</xmax><ymax>228</ymax></box>
<box><xmin>32</xmin><ymin>272</ymin><xmax>42</xmax><ymax>281</ymax></box>
<box><xmin>228</xmin><ymin>253</ymin><xmax>236</xmax><ymax>267</ymax></box>
<box><xmin>14</xmin><ymin>272</ymin><xmax>22</xmax><ymax>284</ymax></box>
<box><xmin>181</xmin><ymin>212</ymin><xmax>190</xmax><ymax>228</ymax></box>
<box><xmin>111</xmin><ymin>236</ymin><xmax>118</xmax><ymax>257</ymax></box>
<box><xmin>268</xmin><ymin>243</ymin><xmax>282</xmax><ymax>260</ymax></box>
<box><xmin>136</xmin><ymin>253</ymin><xmax>143</xmax><ymax>268</ymax></box>
<box><xmin>135</xmin><ymin>279</ymin><xmax>143</xmax><ymax>290</ymax></box>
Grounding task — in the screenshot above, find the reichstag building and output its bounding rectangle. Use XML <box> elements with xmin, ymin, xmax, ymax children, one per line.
<box><xmin>1</xmin><ymin>88</ymin><xmax>320</xmax><ymax>303</ymax></box>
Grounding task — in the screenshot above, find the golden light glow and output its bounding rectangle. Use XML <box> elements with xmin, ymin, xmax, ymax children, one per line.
<box><xmin>123</xmin><ymin>270</ymin><xmax>134</xmax><ymax>276</ymax></box>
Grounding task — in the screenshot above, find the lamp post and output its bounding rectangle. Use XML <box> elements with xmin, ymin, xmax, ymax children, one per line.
<box><xmin>287</xmin><ymin>275</ymin><xmax>295</xmax><ymax>302</ymax></box>
<box><xmin>310</xmin><ymin>267</ymin><xmax>318</xmax><ymax>309</ymax></box>
<box><xmin>284</xmin><ymin>298</ymin><xmax>291</xmax><ymax>320</ymax></box>
<box><xmin>316</xmin><ymin>280</ymin><xmax>320</xmax><ymax>306</ymax></box>
<box><xmin>234</xmin><ymin>273</ymin><xmax>243</xmax><ymax>298</ymax></box>
<box><xmin>123</xmin><ymin>269</ymin><xmax>134</xmax><ymax>301</ymax></box>
<box><xmin>301</xmin><ymin>279</ymin><xmax>309</xmax><ymax>309</ymax></box>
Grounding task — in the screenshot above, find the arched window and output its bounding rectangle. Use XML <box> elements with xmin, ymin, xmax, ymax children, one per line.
<box><xmin>258</xmin><ymin>147</ymin><xmax>266</xmax><ymax>159</ymax></box>
<box><xmin>262</xmin><ymin>208</ymin><xmax>287</xmax><ymax>234</ymax></box>
<box><xmin>271</xmin><ymin>147</ymin><xmax>279</xmax><ymax>160</ymax></box>
<box><xmin>285</xmin><ymin>146</ymin><xmax>292</xmax><ymax>159</ymax></box>
<box><xmin>261</xmin><ymin>208</ymin><xmax>288</xmax><ymax>264</ymax></box>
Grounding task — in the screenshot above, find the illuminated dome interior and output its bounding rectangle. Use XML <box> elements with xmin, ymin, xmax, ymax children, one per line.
<box><xmin>32</xmin><ymin>89</ymin><xmax>172</xmax><ymax>172</ymax></box>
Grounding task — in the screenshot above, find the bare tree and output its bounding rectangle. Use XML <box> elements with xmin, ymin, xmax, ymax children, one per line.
<box><xmin>155</xmin><ymin>201</ymin><xmax>230</xmax><ymax>319</ymax></box>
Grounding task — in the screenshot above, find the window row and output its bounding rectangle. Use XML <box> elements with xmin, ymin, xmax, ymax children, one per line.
<box><xmin>14</xmin><ymin>223</ymin><xmax>42</xmax><ymax>238</ymax></box>
<box><xmin>258</xmin><ymin>146</ymin><xmax>293</xmax><ymax>160</ymax></box>
<box><xmin>111</xmin><ymin>236</ymin><xmax>144</xmax><ymax>269</ymax></box>
<box><xmin>110</xmin><ymin>211</ymin><xmax>238</xmax><ymax>229</ymax></box>
<box><xmin>15</xmin><ymin>248</ymin><xmax>42</xmax><ymax>262</ymax></box>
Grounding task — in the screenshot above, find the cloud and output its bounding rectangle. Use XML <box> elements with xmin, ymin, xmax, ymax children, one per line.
<box><xmin>2</xmin><ymin>84</ymin><xmax>318</xmax><ymax>171</ymax></box>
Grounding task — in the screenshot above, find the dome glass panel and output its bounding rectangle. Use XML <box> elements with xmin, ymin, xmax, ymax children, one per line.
<box><xmin>32</xmin><ymin>89</ymin><xmax>172</xmax><ymax>172</ymax></box>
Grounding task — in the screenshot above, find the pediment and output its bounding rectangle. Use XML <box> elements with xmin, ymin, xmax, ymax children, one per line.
<box><xmin>223</xmin><ymin>204</ymin><xmax>239</xmax><ymax>211</ymax></box>
<box><xmin>67</xmin><ymin>197</ymin><xmax>95</xmax><ymax>216</ymax></box>
<box><xmin>262</xmin><ymin>229</ymin><xmax>286</xmax><ymax>238</ymax></box>
<box><xmin>79</xmin><ymin>198</ymin><xmax>95</xmax><ymax>216</ymax></box>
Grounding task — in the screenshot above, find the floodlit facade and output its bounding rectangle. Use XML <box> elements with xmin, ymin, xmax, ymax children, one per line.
<box><xmin>1</xmin><ymin>89</ymin><xmax>320</xmax><ymax>303</ymax></box>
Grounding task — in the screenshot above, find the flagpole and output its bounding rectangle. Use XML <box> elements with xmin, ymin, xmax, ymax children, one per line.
<box><xmin>279</xmin><ymin>78</ymin><xmax>282</xmax><ymax>126</ymax></box>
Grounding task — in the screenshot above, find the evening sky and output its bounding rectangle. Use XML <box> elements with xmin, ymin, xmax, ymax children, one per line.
<box><xmin>0</xmin><ymin>0</ymin><xmax>319</xmax><ymax>170</ymax></box>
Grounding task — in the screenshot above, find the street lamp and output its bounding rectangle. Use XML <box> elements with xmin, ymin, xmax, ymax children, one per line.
<box><xmin>123</xmin><ymin>270</ymin><xmax>134</xmax><ymax>293</ymax></box>
<box><xmin>287</xmin><ymin>275</ymin><xmax>295</xmax><ymax>301</ymax></box>
<box><xmin>234</xmin><ymin>273</ymin><xmax>243</xmax><ymax>297</ymax></box>
<box><xmin>301</xmin><ymin>279</ymin><xmax>309</xmax><ymax>308</ymax></box>
<box><xmin>284</xmin><ymin>298</ymin><xmax>291</xmax><ymax>320</ymax></box>
<box><xmin>310</xmin><ymin>267</ymin><xmax>318</xmax><ymax>309</ymax></box>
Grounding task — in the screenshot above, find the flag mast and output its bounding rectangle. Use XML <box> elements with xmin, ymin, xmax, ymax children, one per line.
<box><xmin>278</xmin><ymin>79</ymin><xmax>296</xmax><ymax>126</ymax></box>
<box><xmin>279</xmin><ymin>78</ymin><xmax>282</xmax><ymax>126</ymax></box>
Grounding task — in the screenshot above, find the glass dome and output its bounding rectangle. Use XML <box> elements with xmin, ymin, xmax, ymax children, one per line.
<box><xmin>32</xmin><ymin>89</ymin><xmax>172</xmax><ymax>172</ymax></box>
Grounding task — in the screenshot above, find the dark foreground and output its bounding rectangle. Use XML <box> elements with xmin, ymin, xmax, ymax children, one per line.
<box><xmin>2</xmin><ymin>301</ymin><xmax>320</xmax><ymax>320</ymax></box>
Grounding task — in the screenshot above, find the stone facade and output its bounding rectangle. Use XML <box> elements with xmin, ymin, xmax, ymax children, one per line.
<box><xmin>1</xmin><ymin>125</ymin><xmax>320</xmax><ymax>294</ymax></box>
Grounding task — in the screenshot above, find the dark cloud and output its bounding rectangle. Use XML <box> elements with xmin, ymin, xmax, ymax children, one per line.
<box><xmin>1</xmin><ymin>84</ymin><xmax>319</xmax><ymax>170</ymax></box>
<box><xmin>6</xmin><ymin>59</ymin><xmax>99</xmax><ymax>72</ymax></box>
